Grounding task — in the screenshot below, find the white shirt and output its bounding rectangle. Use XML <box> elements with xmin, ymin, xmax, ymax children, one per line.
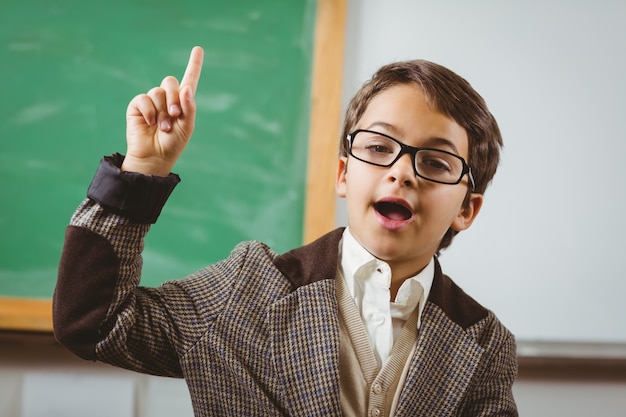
<box><xmin>339</xmin><ymin>228</ymin><xmax>435</xmax><ymax>366</ymax></box>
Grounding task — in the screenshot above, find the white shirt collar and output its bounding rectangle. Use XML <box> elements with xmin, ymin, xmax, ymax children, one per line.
<box><xmin>339</xmin><ymin>227</ymin><xmax>435</xmax><ymax>329</ymax></box>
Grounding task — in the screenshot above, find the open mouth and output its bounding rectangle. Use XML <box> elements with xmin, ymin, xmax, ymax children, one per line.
<box><xmin>374</xmin><ymin>201</ymin><xmax>413</xmax><ymax>221</ymax></box>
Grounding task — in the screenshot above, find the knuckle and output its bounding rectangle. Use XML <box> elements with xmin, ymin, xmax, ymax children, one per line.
<box><xmin>161</xmin><ymin>75</ymin><xmax>179</xmax><ymax>87</ymax></box>
<box><xmin>147</xmin><ymin>87</ymin><xmax>164</xmax><ymax>97</ymax></box>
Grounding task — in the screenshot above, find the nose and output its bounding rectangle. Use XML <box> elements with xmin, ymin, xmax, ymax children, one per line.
<box><xmin>387</xmin><ymin>152</ymin><xmax>417</xmax><ymax>187</ymax></box>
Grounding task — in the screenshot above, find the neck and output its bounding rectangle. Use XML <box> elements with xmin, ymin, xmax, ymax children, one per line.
<box><xmin>388</xmin><ymin>260</ymin><xmax>429</xmax><ymax>301</ymax></box>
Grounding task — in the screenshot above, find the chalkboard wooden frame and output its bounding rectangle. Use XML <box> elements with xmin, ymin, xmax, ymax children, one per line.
<box><xmin>0</xmin><ymin>0</ymin><xmax>346</xmax><ymax>332</ymax></box>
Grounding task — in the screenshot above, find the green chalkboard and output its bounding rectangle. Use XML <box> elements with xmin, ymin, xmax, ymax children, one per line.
<box><xmin>0</xmin><ymin>0</ymin><xmax>316</xmax><ymax>298</ymax></box>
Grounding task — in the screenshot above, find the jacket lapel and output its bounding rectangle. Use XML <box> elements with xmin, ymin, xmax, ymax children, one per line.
<box><xmin>267</xmin><ymin>280</ymin><xmax>342</xmax><ymax>416</ymax></box>
<box><xmin>394</xmin><ymin>302</ymin><xmax>485</xmax><ymax>416</ymax></box>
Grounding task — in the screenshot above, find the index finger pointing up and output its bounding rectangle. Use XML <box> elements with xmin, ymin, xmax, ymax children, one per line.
<box><xmin>181</xmin><ymin>46</ymin><xmax>204</xmax><ymax>95</ymax></box>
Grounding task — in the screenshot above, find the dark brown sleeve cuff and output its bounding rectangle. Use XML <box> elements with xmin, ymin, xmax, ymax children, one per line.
<box><xmin>87</xmin><ymin>153</ymin><xmax>180</xmax><ymax>224</ymax></box>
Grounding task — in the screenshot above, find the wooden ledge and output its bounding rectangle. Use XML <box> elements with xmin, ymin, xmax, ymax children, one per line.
<box><xmin>517</xmin><ymin>340</ymin><xmax>626</xmax><ymax>381</ymax></box>
<box><xmin>0</xmin><ymin>297</ymin><xmax>53</xmax><ymax>332</ymax></box>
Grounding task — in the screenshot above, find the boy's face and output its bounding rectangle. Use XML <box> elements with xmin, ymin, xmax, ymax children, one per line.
<box><xmin>336</xmin><ymin>83</ymin><xmax>483</xmax><ymax>280</ymax></box>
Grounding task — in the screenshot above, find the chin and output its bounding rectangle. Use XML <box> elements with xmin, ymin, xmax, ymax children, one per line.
<box><xmin>363</xmin><ymin>237</ymin><xmax>405</xmax><ymax>261</ymax></box>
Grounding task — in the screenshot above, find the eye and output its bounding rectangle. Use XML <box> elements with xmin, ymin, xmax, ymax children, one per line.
<box><xmin>365</xmin><ymin>142</ymin><xmax>394</xmax><ymax>154</ymax></box>
<box><xmin>417</xmin><ymin>151</ymin><xmax>456</xmax><ymax>173</ymax></box>
<box><xmin>359</xmin><ymin>132</ymin><xmax>397</xmax><ymax>154</ymax></box>
<box><xmin>350</xmin><ymin>131</ymin><xmax>400</xmax><ymax>165</ymax></box>
<box><xmin>423</xmin><ymin>157</ymin><xmax>452</xmax><ymax>172</ymax></box>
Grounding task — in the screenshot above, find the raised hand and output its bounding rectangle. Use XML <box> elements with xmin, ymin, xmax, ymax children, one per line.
<box><xmin>123</xmin><ymin>46</ymin><xmax>204</xmax><ymax>176</ymax></box>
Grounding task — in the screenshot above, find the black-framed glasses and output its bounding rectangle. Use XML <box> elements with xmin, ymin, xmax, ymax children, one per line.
<box><xmin>347</xmin><ymin>129</ymin><xmax>475</xmax><ymax>190</ymax></box>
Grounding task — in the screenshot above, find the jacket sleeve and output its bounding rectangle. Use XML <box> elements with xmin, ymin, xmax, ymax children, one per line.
<box><xmin>53</xmin><ymin>154</ymin><xmax>192</xmax><ymax>376</ymax></box>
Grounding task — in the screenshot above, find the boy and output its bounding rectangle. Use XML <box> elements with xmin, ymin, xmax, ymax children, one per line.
<box><xmin>54</xmin><ymin>46</ymin><xmax>518</xmax><ymax>416</ymax></box>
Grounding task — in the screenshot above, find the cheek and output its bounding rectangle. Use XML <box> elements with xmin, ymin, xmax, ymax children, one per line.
<box><xmin>343</xmin><ymin>167</ymin><xmax>377</xmax><ymax>210</ymax></box>
<box><xmin>344</xmin><ymin>164</ymin><xmax>368</xmax><ymax>194</ymax></box>
<box><xmin>422</xmin><ymin>187</ymin><xmax>466</xmax><ymax>223</ymax></box>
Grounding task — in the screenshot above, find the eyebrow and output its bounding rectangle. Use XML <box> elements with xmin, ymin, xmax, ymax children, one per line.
<box><xmin>363</xmin><ymin>121</ymin><xmax>462</xmax><ymax>155</ymax></box>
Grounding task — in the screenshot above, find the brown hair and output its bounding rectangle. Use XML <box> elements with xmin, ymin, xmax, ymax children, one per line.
<box><xmin>340</xmin><ymin>60</ymin><xmax>503</xmax><ymax>252</ymax></box>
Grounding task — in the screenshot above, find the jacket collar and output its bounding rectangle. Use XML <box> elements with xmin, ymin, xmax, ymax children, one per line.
<box><xmin>273</xmin><ymin>227</ymin><xmax>488</xmax><ymax>330</ymax></box>
<box><xmin>428</xmin><ymin>259</ymin><xmax>489</xmax><ymax>329</ymax></box>
<box><xmin>273</xmin><ymin>228</ymin><xmax>344</xmax><ymax>289</ymax></box>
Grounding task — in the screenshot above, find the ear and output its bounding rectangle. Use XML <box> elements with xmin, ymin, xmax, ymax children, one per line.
<box><xmin>336</xmin><ymin>157</ymin><xmax>348</xmax><ymax>198</ymax></box>
<box><xmin>451</xmin><ymin>192</ymin><xmax>483</xmax><ymax>232</ymax></box>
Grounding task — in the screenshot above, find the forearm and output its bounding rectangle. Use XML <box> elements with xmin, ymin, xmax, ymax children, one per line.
<box><xmin>53</xmin><ymin>155</ymin><xmax>182</xmax><ymax>374</ymax></box>
<box><xmin>54</xmin><ymin>199</ymin><xmax>149</xmax><ymax>360</ymax></box>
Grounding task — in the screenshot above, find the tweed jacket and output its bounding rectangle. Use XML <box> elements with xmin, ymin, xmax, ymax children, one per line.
<box><xmin>54</xmin><ymin>158</ymin><xmax>518</xmax><ymax>417</ymax></box>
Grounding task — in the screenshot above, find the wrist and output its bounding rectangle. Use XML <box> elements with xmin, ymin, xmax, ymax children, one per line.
<box><xmin>121</xmin><ymin>155</ymin><xmax>173</xmax><ymax>177</ymax></box>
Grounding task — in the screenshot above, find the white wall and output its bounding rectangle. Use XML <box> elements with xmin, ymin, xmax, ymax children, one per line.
<box><xmin>513</xmin><ymin>379</ymin><xmax>626</xmax><ymax>417</ymax></box>
<box><xmin>337</xmin><ymin>0</ymin><xmax>626</xmax><ymax>345</ymax></box>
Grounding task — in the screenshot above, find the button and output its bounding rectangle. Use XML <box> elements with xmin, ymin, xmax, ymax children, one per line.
<box><xmin>372</xmin><ymin>382</ymin><xmax>382</xmax><ymax>394</ymax></box>
<box><xmin>370</xmin><ymin>407</ymin><xmax>381</xmax><ymax>417</ymax></box>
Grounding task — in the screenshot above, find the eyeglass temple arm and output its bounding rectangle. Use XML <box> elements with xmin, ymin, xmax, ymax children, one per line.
<box><xmin>467</xmin><ymin>169</ymin><xmax>476</xmax><ymax>191</ymax></box>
